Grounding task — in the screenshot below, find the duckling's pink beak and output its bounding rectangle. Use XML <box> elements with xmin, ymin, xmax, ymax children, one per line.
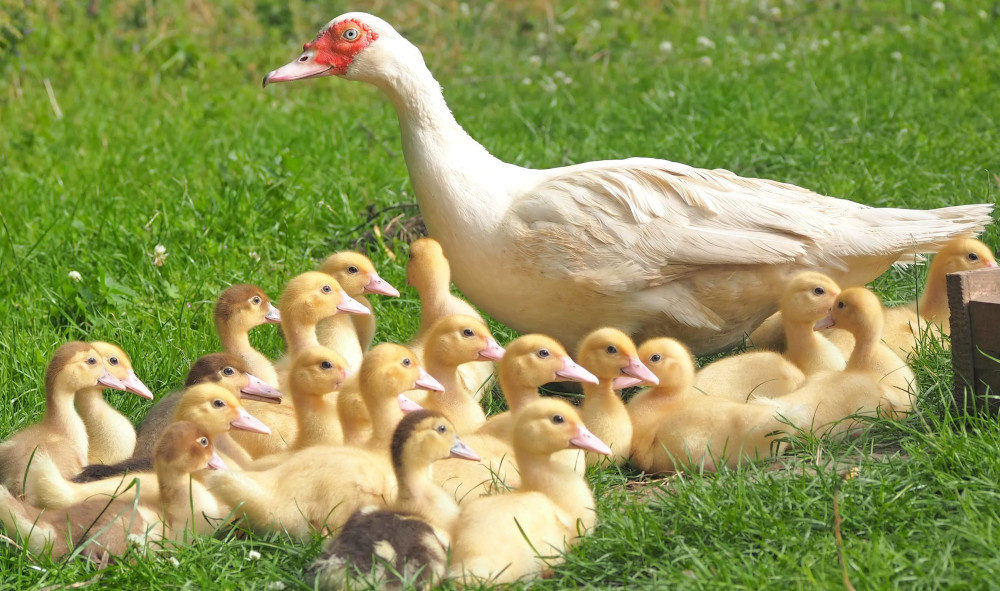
<box><xmin>612</xmin><ymin>376</ymin><xmax>643</xmax><ymax>390</ymax></box>
<box><xmin>241</xmin><ymin>374</ymin><xmax>283</xmax><ymax>404</ymax></box>
<box><xmin>97</xmin><ymin>371</ymin><xmax>129</xmax><ymax>392</ymax></box>
<box><xmin>449</xmin><ymin>437</ymin><xmax>480</xmax><ymax>462</ymax></box>
<box><xmin>478</xmin><ymin>339</ymin><xmax>505</xmax><ymax>361</ymax></box>
<box><xmin>122</xmin><ymin>369</ymin><xmax>155</xmax><ymax>400</ymax></box>
<box><xmin>987</xmin><ymin>260</ymin><xmax>999</xmax><ymax>268</ymax></box>
<box><xmin>364</xmin><ymin>273</ymin><xmax>400</xmax><ymax>297</ymax></box>
<box><xmin>265</xmin><ymin>303</ymin><xmax>282</xmax><ymax>323</ymax></box>
<box><xmin>337</xmin><ymin>293</ymin><xmax>371</xmax><ymax>315</ymax></box>
<box><xmin>814</xmin><ymin>312</ymin><xmax>835</xmax><ymax>330</ymax></box>
<box><xmin>569</xmin><ymin>424</ymin><xmax>613</xmax><ymax>456</ymax></box>
<box><xmin>230</xmin><ymin>408</ymin><xmax>271</xmax><ymax>434</ymax></box>
<box><xmin>206</xmin><ymin>451</ymin><xmax>228</xmax><ymax>471</ymax></box>
<box><xmin>555</xmin><ymin>357</ymin><xmax>599</xmax><ymax>385</ymax></box>
<box><xmin>398</xmin><ymin>394</ymin><xmax>423</xmax><ymax>413</ymax></box>
<box><xmin>414</xmin><ymin>368</ymin><xmax>445</xmax><ymax>392</ymax></box>
<box><xmin>622</xmin><ymin>356</ymin><xmax>659</xmax><ymax>386</ymax></box>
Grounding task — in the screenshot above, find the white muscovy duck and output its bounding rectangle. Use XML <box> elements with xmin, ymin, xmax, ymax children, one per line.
<box><xmin>262</xmin><ymin>13</ymin><xmax>994</xmax><ymax>355</ymax></box>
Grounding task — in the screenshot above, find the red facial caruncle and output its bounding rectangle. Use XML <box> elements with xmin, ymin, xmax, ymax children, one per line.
<box><xmin>307</xmin><ymin>18</ymin><xmax>380</xmax><ymax>75</ymax></box>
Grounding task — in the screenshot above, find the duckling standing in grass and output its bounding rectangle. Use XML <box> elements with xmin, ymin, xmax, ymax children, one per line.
<box><xmin>317</xmin><ymin>251</ymin><xmax>401</xmax><ymax>371</ymax></box>
<box><xmin>627</xmin><ymin>338</ymin><xmax>805</xmax><ymax>473</ymax></box>
<box><xmin>0</xmin><ymin>342</ymin><xmax>128</xmax><ymax>496</ymax></box>
<box><xmin>76</xmin><ymin>341</ymin><xmax>155</xmax><ymax>465</ymax></box>
<box><xmin>695</xmin><ymin>272</ymin><xmax>844</xmax><ymax>401</ymax></box>
<box><xmin>448</xmin><ymin>398</ymin><xmax>611</xmax><ymax>584</ymax></box>
<box><xmin>308</xmin><ymin>410</ymin><xmax>479</xmax><ymax>590</ymax></box>
<box><xmin>576</xmin><ymin>328</ymin><xmax>658</xmax><ymax>466</ymax></box>
<box><xmin>214</xmin><ymin>283</ymin><xmax>282</xmax><ymax>387</ymax></box>
<box><xmin>0</xmin><ymin>421</ymin><xmax>227</xmax><ymax>561</ymax></box>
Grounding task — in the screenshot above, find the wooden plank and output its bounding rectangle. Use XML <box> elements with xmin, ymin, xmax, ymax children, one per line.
<box><xmin>949</xmin><ymin>267</ymin><xmax>1000</xmax><ymax>414</ymax></box>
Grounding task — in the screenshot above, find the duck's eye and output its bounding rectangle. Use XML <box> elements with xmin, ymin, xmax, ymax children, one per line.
<box><xmin>108</xmin><ymin>357</ymin><xmax>119</xmax><ymax>365</ymax></box>
<box><xmin>251</xmin><ymin>296</ymin><xmax>261</xmax><ymax>305</ymax></box>
<box><xmin>813</xmin><ymin>287</ymin><xmax>825</xmax><ymax>296</ymax></box>
<box><xmin>222</xmin><ymin>367</ymin><xmax>235</xmax><ymax>376</ymax></box>
<box><xmin>606</xmin><ymin>345</ymin><xmax>618</xmax><ymax>354</ymax></box>
<box><xmin>436</xmin><ymin>424</ymin><xmax>447</xmax><ymax>434</ymax></box>
<box><xmin>212</xmin><ymin>399</ymin><xmax>226</xmax><ymax>408</ymax></box>
<box><xmin>87</xmin><ymin>357</ymin><xmax>97</xmax><ymax>365</ymax></box>
<box><xmin>462</xmin><ymin>328</ymin><xmax>475</xmax><ymax>337</ymax></box>
<box><xmin>650</xmin><ymin>354</ymin><xmax>662</xmax><ymax>363</ymax></box>
<box><xmin>837</xmin><ymin>301</ymin><xmax>846</xmax><ymax>309</ymax></box>
<box><xmin>347</xmin><ymin>266</ymin><xmax>359</xmax><ymax>274</ymax></box>
<box><xmin>402</xmin><ymin>358</ymin><xmax>412</xmax><ymax>367</ymax></box>
<box><xmin>537</xmin><ymin>349</ymin><xmax>550</xmax><ymax>359</ymax></box>
<box><xmin>343</xmin><ymin>27</ymin><xmax>360</xmax><ymax>41</ymax></box>
<box><xmin>321</xmin><ymin>285</ymin><xmax>333</xmax><ymax>294</ymax></box>
<box><xmin>551</xmin><ymin>414</ymin><xmax>565</xmax><ymax>424</ymax></box>
<box><xmin>969</xmin><ymin>253</ymin><xmax>980</xmax><ymax>261</ymax></box>
<box><xmin>321</xmin><ymin>361</ymin><xmax>333</xmax><ymax>370</ymax></box>
<box><xmin>198</xmin><ymin>437</ymin><xmax>209</xmax><ymax>447</ymax></box>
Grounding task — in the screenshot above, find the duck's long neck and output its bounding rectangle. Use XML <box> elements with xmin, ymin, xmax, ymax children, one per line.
<box><xmin>74</xmin><ymin>386</ymin><xmax>111</xmax><ymax>422</ymax></box>
<box><xmin>293</xmin><ymin>393</ymin><xmax>340</xmax><ymax>449</ymax></box>
<box><xmin>395</xmin><ymin>461</ymin><xmax>459</xmax><ymax>533</ymax></box>
<box><xmin>847</xmin><ymin>326</ymin><xmax>882</xmax><ymax>372</ymax></box>
<box><xmin>43</xmin><ymin>386</ymin><xmax>88</xmax><ymax>460</ymax></box>
<box><xmin>497</xmin><ymin>378</ymin><xmax>538</xmax><ymax>413</ymax></box>
<box><xmin>917</xmin><ymin>271</ymin><xmax>950</xmax><ymax>324</ymax></box>
<box><xmin>282</xmin><ymin>315</ymin><xmax>322</xmax><ymax>355</ymax></box>
<box><xmin>516</xmin><ymin>449</ymin><xmax>592</xmax><ymax>512</ymax></box>
<box><xmin>156</xmin><ymin>467</ymin><xmax>194</xmax><ymax>531</ymax></box>
<box><xmin>363</xmin><ymin>386</ymin><xmax>405</xmax><ymax>452</ymax></box>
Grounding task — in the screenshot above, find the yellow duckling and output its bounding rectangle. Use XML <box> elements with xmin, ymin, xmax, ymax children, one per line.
<box><xmin>214</xmin><ymin>283</ymin><xmax>282</xmax><ymax>387</ymax></box>
<box><xmin>448</xmin><ymin>398</ymin><xmax>611</xmax><ymax>584</ymax></box>
<box><xmin>628</xmin><ymin>338</ymin><xmax>804</xmax><ymax>473</ymax></box>
<box><xmin>307</xmin><ymin>410</ymin><xmax>479</xmax><ymax>590</ymax></box>
<box><xmin>0</xmin><ymin>342</ymin><xmax>127</xmax><ymax>496</ymax></box>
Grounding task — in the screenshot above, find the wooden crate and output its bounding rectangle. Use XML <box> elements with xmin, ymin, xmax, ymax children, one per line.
<box><xmin>948</xmin><ymin>267</ymin><xmax>1000</xmax><ymax>414</ymax></box>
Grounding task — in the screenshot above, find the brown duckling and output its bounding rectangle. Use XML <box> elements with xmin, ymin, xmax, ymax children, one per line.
<box><xmin>448</xmin><ymin>399</ymin><xmax>611</xmax><ymax>584</ymax></box>
<box><xmin>215</xmin><ymin>283</ymin><xmax>282</xmax><ymax>387</ymax></box>
<box><xmin>307</xmin><ymin>410</ymin><xmax>479</xmax><ymax>590</ymax></box>
<box><xmin>0</xmin><ymin>342</ymin><xmax>127</xmax><ymax>496</ymax></box>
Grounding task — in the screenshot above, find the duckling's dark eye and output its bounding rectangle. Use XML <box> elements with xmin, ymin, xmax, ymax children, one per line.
<box><xmin>321</xmin><ymin>285</ymin><xmax>333</xmax><ymax>294</ymax></box>
<box><xmin>436</xmin><ymin>424</ymin><xmax>447</xmax><ymax>434</ymax></box>
<box><xmin>343</xmin><ymin>28</ymin><xmax>360</xmax><ymax>41</ymax></box>
<box><xmin>606</xmin><ymin>345</ymin><xmax>618</xmax><ymax>354</ymax></box>
<box><xmin>87</xmin><ymin>357</ymin><xmax>97</xmax><ymax>365</ymax></box>
<box><xmin>321</xmin><ymin>361</ymin><xmax>333</xmax><ymax>370</ymax></box>
<box><xmin>402</xmin><ymin>358</ymin><xmax>412</xmax><ymax>367</ymax></box>
<box><xmin>969</xmin><ymin>253</ymin><xmax>980</xmax><ymax>261</ymax></box>
<box><xmin>198</xmin><ymin>437</ymin><xmax>209</xmax><ymax>447</ymax></box>
<box><xmin>212</xmin><ymin>399</ymin><xmax>226</xmax><ymax>408</ymax></box>
<box><xmin>813</xmin><ymin>287</ymin><xmax>825</xmax><ymax>296</ymax></box>
<box><xmin>650</xmin><ymin>354</ymin><xmax>662</xmax><ymax>363</ymax></box>
<box><xmin>462</xmin><ymin>328</ymin><xmax>475</xmax><ymax>337</ymax></box>
<box><xmin>222</xmin><ymin>367</ymin><xmax>235</xmax><ymax>376</ymax></box>
<box><xmin>347</xmin><ymin>266</ymin><xmax>359</xmax><ymax>274</ymax></box>
<box><xmin>537</xmin><ymin>349</ymin><xmax>550</xmax><ymax>359</ymax></box>
<box><xmin>551</xmin><ymin>414</ymin><xmax>565</xmax><ymax>424</ymax></box>
<box><xmin>108</xmin><ymin>357</ymin><xmax>119</xmax><ymax>366</ymax></box>
<box><xmin>251</xmin><ymin>296</ymin><xmax>262</xmax><ymax>305</ymax></box>
<box><xmin>837</xmin><ymin>301</ymin><xmax>846</xmax><ymax>309</ymax></box>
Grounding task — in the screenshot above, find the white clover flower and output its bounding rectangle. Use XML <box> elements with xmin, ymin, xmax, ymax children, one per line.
<box><xmin>528</xmin><ymin>55</ymin><xmax>542</xmax><ymax>67</ymax></box>
<box><xmin>698</xmin><ymin>56</ymin><xmax>713</xmax><ymax>67</ymax></box>
<box><xmin>891</xmin><ymin>51</ymin><xmax>903</xmax><ymax>61</ymax></box>
<box><xmin>540</xmin><ymin>77</ymin><xmax>558</xmax><ymax>93</ymax></box>
<box><xmin>151</xmin><ymin>244</ymin><xmax>168</xmax><ymax>267</ymax></box>
<box><xmin>247</xmin><ymin>550</ymin><xmax>262</xmax><ymax>561</ymax></box>
<box><xmin>659</xmin><ymin>40</ymin><xmax>674</xmax><ymax>53</ymax></box>
<box><xmin>521</xmin><ymin>77</ymin><xmax>532</xmax><ymax>86</ymax></box>
<box><xmin>249</xmin><ymin>252</ymin><xmax>261</xmax><ymax>262</ymax></box>
<box><xmin>931</xmin><ymin>1</ymin><xmax>945</xmax><ymax>15</ymax></box>
<box><xmin>979</xmin><ymin>9</ymin><xmax>988</xmax><ymax>20</ymax></box>
<box><xmin>786</xmin><ymin>60</ymin><xmax>796</xmax><ymax>71</ymax></box>
<box><xmin>606</xmin><ymin>0</ymin><xmax>620</xmax><ymax>9</ymax></box>
<box><xmin>770</xmin><ymin>6</ymin><xmax>782</xmax><ymax>17</ymax></box>
<box><xmin>168</xmin><ymin>557</ymin><xmax>180</xmax><ymax>568</ymax></box>
<box><xmin>748</xmin><ymin>15</ymin><xmax>759</xmax><ymax>24</ymax></box>
<box><xmin>696</xmin><ymin>36</ymin><xmax>716</xmax><ymax>50</ymax></box>
<box><xmin>68</xmin><ymin>270</ymin><xmax>82</xmax><ymax>282</ymax></box>
<box><xmin>459</xmin><ymin>3</ymin><xmax>469</xmax><ymax>16</ymax></box>
<box><xmin>265</xmin><ymin>583</ymin><xmax>286</xmax><ymax>591</ymax></box>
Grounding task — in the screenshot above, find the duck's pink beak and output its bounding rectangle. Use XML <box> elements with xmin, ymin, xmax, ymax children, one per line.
<box><xmin>814</xmin><ymin>312</ymin><xmax>835</xmax><ymax>330</ymax></box>
<box><xmin>97</xmin><ymin>371</ymin><xmax>129</xmax><ymax>392</ymax></box>
<box><xmin>555</xmin><ymin>356</ymin><xmax>599</xmax><ymax>385</ymax></box>
<box><xmin>337</xmin><ymin>293</ymin><xmax>371</xmax><ymax>315</ymax></box>
<box><xmin>612</xmin><ymin>376</ymin><xmax>644</xmax><ymax>390</ymax></box>
<box><xmin>987</xmin><ymin>260</ymin><xmax>999</xmax><ymax>268</ymax></box>
<box><xmin>414</xmin><ymin>368</ymin><xmax>445</xmax><ymax>392</ymax></box>
<box><xmin>477</xmin><ymin>339</ymin><xmax>505</xmax><ymax>361</ymax></box>
<box><xmin>122</xmin><ymin>369</ymin><xmax>155</xmax><ymax>400</ymax></box>
<box><xmin>230</xmin><ymin>408</ymin><xmax>271</xmax><ymax>434</ymax></box>
<box><xmin>241</xmin><ymin>374</ymin><xmax>283</xmax><ymax>404</ymax></box>
<box><xmin>398</xmin><ymin>394</ymin><xmax>423</xmax><ymax>413</ymax></box>
<box><xmin>622</xmin><ymin>356</ymin><xmax>659</xmax><ymax>386</ymax></box>
<box><xmin>364</xmin><ymin>273</ymin><xmax>400</xmax><ymax>297</ymax></box>
<box><xmin>569</xmin><ymin>424</ymin><xmax>613</xmax><ymax>456</ymax></box>
<box><xmin>206</xmin><ymin>450</ymin><xmax>228</xmax><ymax>471</ymax></box>
<box><xmin>263</xmin><ymin>54</ymin><xmax>335</xmax><ymax>87</ymax></box>
<box><xmin>265</xmin><ymin>303</ymin><xmax>282</xmax><ymax>323</ymax></box>
<box><xmin>449</xmin><ymin>436</ymin><xmax>480</xmax><ymax>462</ymax></box>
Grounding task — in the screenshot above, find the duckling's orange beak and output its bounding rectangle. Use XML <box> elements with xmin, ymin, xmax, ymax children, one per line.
<box><xmin>449</xmin><ymin>436</ymin><xmax>480</xmax><ymax>462</ymax></box>
<box><xmin>414</xmin><ymin>368</ymin><xmax>445</xmax><ymax>392</ymax></box>
<box><xmin>398</xmin><ymin>393</ymin><xmax>423</xmax><ymax>413</ymax></box>
<box><xmin>230</xmin><ymin>408</ymin><xmax>271</xmax><ymax>434</ymax></box>
<box><xmin>241</xmin><ymin>374</ymin><xmax>283</xmax><ymax>404</ymax></box>
<box><xmin>122</xmin><ymin>369</ymin><xmax>155</xmax><ymax>400</ymax></box>
<box><xmin>555</xmin><ymin>357</ymin><xmax>599</xmax><ymax>385</ymax></box>
<box><xmin>207</xmin><ymin>451</ymin><xmax>228</xmax><ymax>471</ymax></box>
<box><xmin>478</xmin><ymin>339</ymin><xmax>505</xmax><ymax>361</ymax></box>
<box><xmin>97</xmin><ymin>371</ymin><xmax>129</xmax><ymax>392</ymax></box>
<box><xmin>364</xmin><ymin>273</ymin><xmax>401</xmax><ymax>297</ymax></box>
<box><xmin>569</xmin><ymin>424</ymin><xmax>612</xmax><ymax>456</ymax></box>
<box><xmin>337</xmin><ymin>292</ymin><xmax>371</xmax><ymax>315</ymax></box>
<box><xmin>622</xmin><ymin>356</ymin><xmax>658</xmax><ymax>386</ymax></box>
<box><xmin>265</xmin><ymin>303</ymin><xmax>282</xmax><ymax>323</ymax></box>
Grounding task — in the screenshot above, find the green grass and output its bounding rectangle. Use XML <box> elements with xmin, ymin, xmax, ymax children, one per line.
<box><xmin>2</xmin><ymin>0</ymin><xmax>999</xmax><ymax>588</ymax></box>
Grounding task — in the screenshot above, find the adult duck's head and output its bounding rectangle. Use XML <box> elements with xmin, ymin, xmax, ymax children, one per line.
<box><xmin>319</xmin><ymin>251</ymin><xmax>400</xmax><ymax>298</ymax></box>
<box><xmin>263</xmin><ymin>13</ymin><xmax>416</xmax><ymax>88</ymax></box>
